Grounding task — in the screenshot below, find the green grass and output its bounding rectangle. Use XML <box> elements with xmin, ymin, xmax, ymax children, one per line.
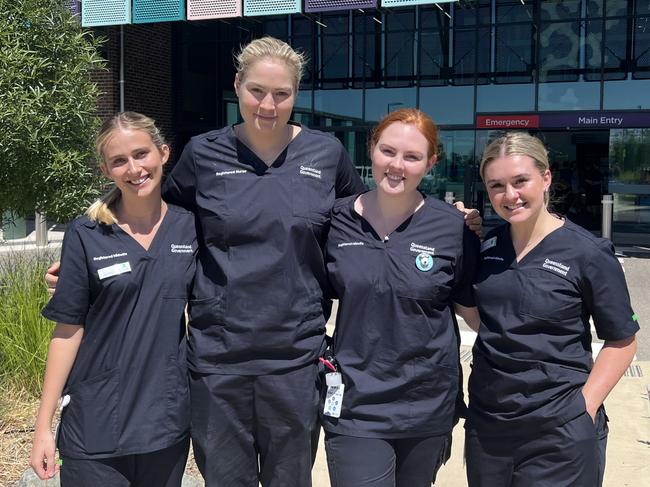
<box><xmin>0</xmin><ymin>252</ymin><xmax>55</xmax><ymax>396</ymax></box>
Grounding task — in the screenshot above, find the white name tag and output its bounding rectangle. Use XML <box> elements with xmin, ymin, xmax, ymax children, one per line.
<box><xmin>481</xmin><ymin>236</ymin><xmax>497</xmax><ymax>253</ymax></box>
<box><xmin>97</xmin><ymin>261</ymin><xmax>131</xmax><ymax>280</ymax></box>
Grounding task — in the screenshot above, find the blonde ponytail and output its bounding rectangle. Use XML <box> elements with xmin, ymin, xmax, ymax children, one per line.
<box><xmin>85</xmin><ymin>186</ymin><xmax>121</xmax><ymax>225</ymax></box>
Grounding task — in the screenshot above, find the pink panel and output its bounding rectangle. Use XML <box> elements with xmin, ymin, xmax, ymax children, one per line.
<box><xmin>188</xmin><ymin>0</ymin><xmax>242</xmax><ymax>20</ymax></box>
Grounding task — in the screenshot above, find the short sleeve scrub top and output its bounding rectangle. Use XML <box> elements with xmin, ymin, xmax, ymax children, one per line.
<box><xmin>42</xmin><ymin>205</ymin><xmax>197</xmax><ymax>458</ymax></box>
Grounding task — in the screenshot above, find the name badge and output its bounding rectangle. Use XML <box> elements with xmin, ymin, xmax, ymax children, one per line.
<box><xmin>481</xmin><ymin>236</ymin><xmax>497</xmax><ymax>253</ymax></box>
<box><xmin>97</xmin><ymin>261</ymin><xmax>131</xmax><ymax>280</ymax></box>
<box><xmin>323</xmin><ymin>372</ymin><xmax>345</xmax><ymax>418</ymax></box>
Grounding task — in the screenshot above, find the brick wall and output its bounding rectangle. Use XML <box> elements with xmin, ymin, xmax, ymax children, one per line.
<box><xmin>93</xmin><ymin>24</ymin><xmax>176</xmax><ymax>158</ymax></box>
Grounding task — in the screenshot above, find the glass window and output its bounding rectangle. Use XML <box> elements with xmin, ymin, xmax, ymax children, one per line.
<box><xmin>176</xmin><ymin>32</ymin><xmax>217</xmax><ymax>127</ymax></box>
<box><xmin>292</xmin><ymin>36</ymin><xmax>314</xmax><ymax>85</ymax></box>
<box><xmin>319</xmin><ymin>13</ymin><xmax>350</xmax><ymax>88</ymax></box>
<box><xmin>538</xmin><ymin>81</ymin><xmax>600</xmax><ymax>110</ymax></box>
<box><xmin>584</xmin><ymin>19</ymin><xmax>603</xmax><ymax>80</ymax></box>
<box><xmin>606</xmin><ymin>0</ymin><xmax>629</xmax><ymax>17</ymax></box>
<box><xmin>263</xmin><ymin>18</ymin><xmax>287</xmax><ymax>39</ymax></box>
<box><xmin>292</xmin><ymin>17</ymin><xmax>313</xmax><ymax>36</ymax></box>
<box><xmin>453</xmin><ymin>27</ymin><xmax>490</xmax><ymax>85</ymax></box>
<box><xmin>539</xmin><ymin>21</ymin><xmax>581</xmax><ymax>82</ymax></box>
<box><xmin>637</xmin><ymin>0</ymin><xmax>650</xmax><ymax>15</ymax></box>
<box><xmin>541</xmin><ymin>0</ymin><xmax>582</xmax><ymax>21</ymax></box>
<box><xmin>633</xmin><ymin>16</ymin><xmax>650</xmax><ymax>78</ymax></box>
<box><xmin>603</xmin><ymin>79</ymin><xmax>650</xmax><ymax>109</ymax></box>
<box><xmin>320</xmin><ymin>34</ymin><xmax>349</xmax><ymax>87</ymax></box>
<box><xmin>586</xmin><ymin>0</ymin><xmax>603</xmax><ymax>18</ymax></box>
<box><xmin>313</xmin><ymin>89</ymin><xmax>363</xmax><ymax>124</ymax></box>
<box><xmin>353</xmin><ymin>12</ymin><xmax>379</xmax><ymax>87</ymax></box>
<box><xmin>419</xmin><ymin>29</ymin><xmax>450</xmax><ymax>86</ymax></box>
<box><xmin>496</xmin><ymin>0</ymin><xmax>534</xmax><ymax>23</ymax></box>
<box><xmin>419</xmin><ymin>85</ymin><xmax>474</xmax><ymax>125</ymax></box>
<box><xmin>603</xmin><ymin>18</ymin><xmax>628</xmax><ymax>80</ymax></box>
<box><xmin>322</xmin><ymin>13</ymin><xmax>349</xmax><ymax>35</ymax></box>
<box><xmin>477</xmin><ymin>83</ymin><xmax>535</xmax><ymax>112</ymax></box>
<box><xmin>495</xmin><ymin>23</ymin><xmax>534</xmax><ymax>83</ymax></box>
<box><xmin>293</xmin><ymin>90</ymin><xmax>313</xmax><ymax>125</ymax></box>
<box><xmin>364</xmin><ymin>87</ymin><xmax>416</xmax><ymax>123</ymax></box>
<box><xmin>453</xmin><ymin>0</ymin><xmax>491</xmax><ymax>27</ymax></box>
<box><xmin>609</xmin><ymin>128</ymin><xmax>650</xmax><ymax>244</ymax></box>
<box><xmin>385</xmin><ymin>10</ymin><xmax>415</xmax><ymax>87</ymax></box>
<box><xmin>434</xmin><ymin>130</ymin><xmax>475</xmax><ymax>202</ymax></box>
<box><xmin>385</xmin><ymin>30</ymin><xmax>415</xmax><ymax>86</ymax></box>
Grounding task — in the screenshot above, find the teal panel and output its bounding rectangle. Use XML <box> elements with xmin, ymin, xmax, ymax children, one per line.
<box><xmin>244</xmin><ymin>0</ymin><xmax>301</xmax><ymax>16</ymax></box>
<box><xmin>381</xmin><ymin>0</ymin><xmax>454</xmax><ymax>6</ymax></box>
<box><xmin>81</xmin><ymin>0</ymin><xmax>131</xmax><ymax>26</ymax></box>
<box><xmin>133</xmin><ymin>0</ymin><xmax>185</xmax><ymax>23</ymax></box>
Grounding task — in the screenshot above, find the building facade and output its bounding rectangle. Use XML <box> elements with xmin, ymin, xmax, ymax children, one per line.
<box><xmin>96</xmin><ymin>0</ymin><xmax>650</xmax><ymax>244</ymax></box>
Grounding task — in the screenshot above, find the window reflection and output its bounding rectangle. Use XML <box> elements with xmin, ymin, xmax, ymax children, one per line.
<box><xmin>609</xmin><ymin>128</ymin><xmax>650</xmax><ymax>244</ymax></box>
<box><xmin>539</xmin><ymin>21</ymin><xmax>581</xmax><ymax>82</ymax></box>
<box><xmin>419</xmin><ymin>85</ymin><xmax>474</xmax><ymax>125</ymax></box>
<box><xmin>538</xmin><ymin>82</ymin><xmax>600</xmax><ymax>110</ymax></box>
<box><xmin>432</xmin><ymin>130</ymin><xmax>475</xmax><ymax>202</ymax></box>
<box><xmin>541</xmin><ymin>0</ymin><xmax>582</xmax><ymax>21</ymax></box>
<box><xmin>604</xmin><ymin>79</ymin><xmax>650</xmax><ymax>109</ymax></box>
<box><xmin>364</xmin><ymin>87</ymin><xmax>416</xmax><ymax>123</ymax></box>
<box><xmin>313</xmin><ymin>89</ymin><xmax>362</xmax><ymax>123</ymax></box>
<box><xmin>477</xmin><ymin>84</ymin><xmax>535</xmax><ymax>112</ymax></box>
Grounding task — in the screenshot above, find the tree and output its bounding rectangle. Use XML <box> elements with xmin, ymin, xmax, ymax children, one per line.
<box><xmin>0</xmin><ymin>0</ymin><xmax>105</xmax><ymax>223</ymax></box>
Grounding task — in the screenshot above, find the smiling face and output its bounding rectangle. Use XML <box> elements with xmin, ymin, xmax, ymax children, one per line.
<box><xmin>371</xmin><ymin>122</ymin><xmax>436</xmax><ymax>197</ymax></box>
<box><xmin>483</xmin><ymin>154</ymin><xmax>551</xmax><ymax>225</ymax></box>
<box><xmin>234</xmin><ymin>58</ymin><xmax>296</xmax><ymax>135</ymax></box>
<box><xmin>99</xmin><ymin>128</ymin><xmax>169</xmax><ymax>200</ymax></box>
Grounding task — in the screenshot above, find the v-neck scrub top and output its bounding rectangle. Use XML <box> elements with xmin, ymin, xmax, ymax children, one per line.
<box><xmin>323</xmin><ymin>195</ymin><xmax>480</xmax><ymax>438</ymax></box>
<box><xmin>163</xmin><ymin>124</ymin><xmax>365</xmax><ymax>375</ymax></box>
<box><xmin>42</xmin><ymin>205</ymin><xmax>197</xmax><ymax>459</ymax></box>
<box><xmin>467</xmin><ymin>220</ymin><xmax>639</xmax><ymax>435</ymax></box>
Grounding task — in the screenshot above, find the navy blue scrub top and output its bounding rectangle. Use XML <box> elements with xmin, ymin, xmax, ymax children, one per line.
<box><xmin>42</xmin><ymin>205</ymin><xmax>197</xmax><ymax>459</ymax></box>
<box><xmin>162</xmin><ymin>123</ymin><xmax>365</xmax><ymax>375</ymax></box>
<box><xmin>467</xmin><ymin>220</ymin><xmax>639</xmax><ymax>435</ymax></box>
<box><xmin>323</xmin><ymin>195</ymin><xmax>480</xmax><ymax>438</ymax></box>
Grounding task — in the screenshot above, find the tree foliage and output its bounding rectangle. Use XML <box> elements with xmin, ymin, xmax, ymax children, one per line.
<box><xmin>0</xmin><ymin>0</ymin><xmax>105</xmax><ymax>223</ymax></box>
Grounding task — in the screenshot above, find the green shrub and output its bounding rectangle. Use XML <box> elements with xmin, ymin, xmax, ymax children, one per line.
<box><xmin>0</xmin><ymin>253</ymin><xmax>55</xmax><ymax>396</ymax></box>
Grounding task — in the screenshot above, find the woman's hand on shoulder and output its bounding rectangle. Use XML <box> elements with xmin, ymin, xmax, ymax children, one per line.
<box><xmin>454</xmin><ymin>201</ymin><xmax>482</xmax><ymax>237</ymax></box>
<box><xmin>44</xmin><ymin>261</ymin><xmax>60</xmax><ymax>297</ymax></box>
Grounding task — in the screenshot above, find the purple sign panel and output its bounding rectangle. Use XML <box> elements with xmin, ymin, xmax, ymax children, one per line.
<box><xmin>540</xmin><ymin>112</ymin><xmax>650</xmax><ymax>128</ymax></box>
<box><xmin>304</xmin><ymin>0</ymin><xmax>377</xmax><ymax>12</ymax></box>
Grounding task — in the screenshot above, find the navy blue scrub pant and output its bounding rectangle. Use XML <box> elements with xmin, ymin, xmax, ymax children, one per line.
<box><xmin>465</xmin><ymin>408</ymin><xmax>608</xmax><ymax>487</ymax></box>
<box><xmin>189</xmin><ymin>364</ymin><xmax>320</xmax><ymax>487</ymax></box>
<box><xmin>59</xmin><ymin>437</ymin><xmax>189</xmax><ymax>487</ymax></box>
<box><xmin>324</xmin><ymin>431</ymin><xmax>452</xmax><ymax>487</ymax></box>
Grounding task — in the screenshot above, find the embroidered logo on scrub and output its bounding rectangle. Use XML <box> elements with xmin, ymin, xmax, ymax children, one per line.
<box><xmin>170</xmin><ymin>244</ymin><xmax>193</xmax><ymax>254</ymax></box>
<box><xmin>299</xmin><ymin>165</ymin><xmax>321</xmax><ymax>179</ymax></box>
<box><xmin>415</xmin><ymin>253</ymin><xmax>434</xmax><ymax>272</ymax></box>
<box><xmin>542</xmin><ymin>258</ymin><xmax>570</xmax><ymax>276</ymax></box>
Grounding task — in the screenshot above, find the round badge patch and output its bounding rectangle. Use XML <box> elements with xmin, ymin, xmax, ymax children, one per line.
<box><xmin>415</xmin><ymin>252</ymin><xmax>434</xmax><ymax>272</ymax></box>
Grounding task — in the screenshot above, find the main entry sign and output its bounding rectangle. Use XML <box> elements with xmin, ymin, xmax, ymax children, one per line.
<box><xmin>477</xmin><ymin>112</ymin><xmax>650</xmax><ymax>129</ymax></box>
